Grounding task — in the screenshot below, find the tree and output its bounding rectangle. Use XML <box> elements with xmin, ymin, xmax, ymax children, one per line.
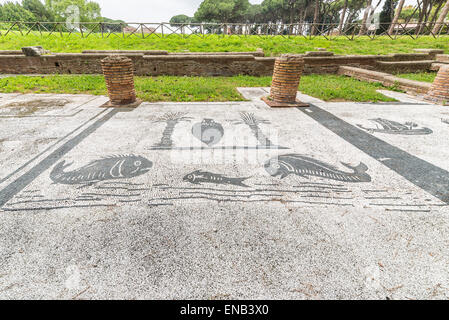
<box><xmin>311</xmin><ymin>0</ymin><xmax>320</xmax><ymax>35</ymax></box>
<box><xmin>194</xmin><ymin>0</ymin><xmax>250</xmax><ymax>23</ymax></box>
<box><xmin>388</xmin><ymin>0</ymin><xmax>405</xmax><ymax>35</ymax></box>
<box><xmin>399</xmin><ymin>5</ymin><xmax>419</xmax><ymax>21</ymax></box>
<box><xmin>432</xmin><ymin>0</ymin><xmax>449</xmax><ymax>34</ymax></box>
<box><xmin>0</xmin><ymin>1</ymin><xmax>36</xmax><ymax>22</ymax></box>
<box><xmin>338</xmin><ymin>0</ymin><xmax>349</xmax><ymax>33</ymax></box>
<box><xmin>378</xmin><ymin>0</ymin><xmax>396</xmax><ymax>33</ymax></box>
<box><xmin>44</xmin><ymin>0</ymin><xmax>102</xmax><ymax>22</ymax></box>
<box><xmin>416</xmin><ymin>0</ymin><xmax>432</xmax><ymax>33</ymax></box>
<box><xmin>359</xmin><ymin>0</ymin><xmax>373</xmax><ymax>35</ymax></box>
<box><xmin>169</xmin><ymin>14</ymin><xmax>193</xmax><ymax>34</ymax></box>
<box><xmin>429</xmin><ymin>0</ymin><xmax>445</xmax><ymax>28</ymax></box>
<box><xmin>245</xmin><ymin>4</ymin><xmax>263</xmax><ymax>23</ymax></box>
<box><xmin>169</xmin><ymin>14</ymin><xmax>192</xmax><ymax>25</ymax></box>
<box><xmin>101</xmin><ymin>17</ymin><xmax>125</xmax><ymax>33</ymax></box>
<box><xmin>23</xmin><ymin>0</ymin><xmax>54</xmax><ymax>21</ymax></box>
<box><xmin>261</xmin><ymin>0</ymin><xmax>285</xmax><ymax>23</ymax></box>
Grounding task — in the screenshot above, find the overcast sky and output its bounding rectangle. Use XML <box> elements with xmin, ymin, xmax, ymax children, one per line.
<box><xmin>0</xmin><ymin>0</ymin><xmax>262</xmax><ymax>22</ymax></box>
<box><xmin>102</xmin><ymin>0</ymin><xmax>263</xmax><ymax>22</ymax></box>
<box><xmin>97</xmin><ymin>0</ymin><xmax>418</xmax><ymax>22</ymax></box>
<box><xmin>0</xmin><ymin>0</ymin><xmax>419</xmax><ymax>22</ymax></box>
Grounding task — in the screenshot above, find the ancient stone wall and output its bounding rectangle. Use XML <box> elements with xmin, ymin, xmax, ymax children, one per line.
<box><xmin>0</xmin><ymin>49</ymin><xmax>445</xmax><ymax>77</ymax></box>
<box><xmin>0</xmin><ymin>52</ymin><xmax>274</xmax><ymax>76</ymax></box>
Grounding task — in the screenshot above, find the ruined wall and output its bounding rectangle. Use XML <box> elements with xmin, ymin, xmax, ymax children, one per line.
<box><xmin>338</xmin><ymin>66</ymin><xmax>431</xmax><ymax>95</ymax></box>
<box><xmin>0</xmin><ymin>52</ymin><xmax>274</xmax><ymax>76</ymax></box>
<box><xmin>0</xmin><ymin>49</ymin><xmax>444</xmax><ymax>76</ymax></box>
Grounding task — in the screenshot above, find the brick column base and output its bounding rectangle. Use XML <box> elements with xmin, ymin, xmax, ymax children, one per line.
<box><xmin>262</xmin><ymin>54</ymin><xmax>309</xmax><ymax>108</ymax></box>
<box><xmin>101</xmin><ymin>55</ymin><xmax>141</xmax><ymax>108</ymax></box>
<box><xmin>424</xmin><ymin>65</ymin><xmax>449</xmax><ymax>105</ymax></box>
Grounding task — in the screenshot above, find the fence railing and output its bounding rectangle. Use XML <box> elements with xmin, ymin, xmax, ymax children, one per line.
<box><xmin>1</xmin><ymin>21</ymin><xmax>449</xmax><ymax>40</ymax></box>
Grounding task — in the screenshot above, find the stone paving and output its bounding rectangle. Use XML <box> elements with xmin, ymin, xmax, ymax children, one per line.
<box><xmin>0</xmin><ymin>89</ymin><xmax>449</xmax><ymax>299</ymax></box>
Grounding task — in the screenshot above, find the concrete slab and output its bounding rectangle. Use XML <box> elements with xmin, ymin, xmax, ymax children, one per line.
<box><xmin>376</xmin><ymin>90</ymin><xmax>429</xmax><ymax>105</ymax></box>
<box><xmin>0</xmin><ymin>92</ymin><xmax>448</xmax><ymax>300</ymax></box>
<box><xmin>237</xmin><ymin>87</ymin><xmax>325</xmax><ymax>104</ymax></box>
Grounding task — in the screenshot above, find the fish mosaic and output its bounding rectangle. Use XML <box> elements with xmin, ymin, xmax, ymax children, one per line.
<box><xmin>357</xmin><ymin>118</ymin><xmax>433</xmax><ymax>135</ymax></box>
<box><xmin>265</xmin><ymin>154</ymin><xmax>372</xmax><ymax>183</ymax></box>
<box><xmin>183</xmin><ymin>170</ymin><xmax>250</xmax><ymax>187</ymax></box>
<box><xmin>442</xmin><ymin>118</ymin><xmax>449</xmax><ymax>125</ymax></box>
<box><xmin>50</xmin><ymin>155</ymin><xmax>153</xmax><ymax>185</ymax></box>
<box><xmin>192</xmin><ymin>119</ymin><xmax>224</xmax><ymax>147</ymax></box>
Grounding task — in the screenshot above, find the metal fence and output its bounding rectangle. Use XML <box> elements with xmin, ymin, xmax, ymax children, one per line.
<box><xmin>1</xmin><ymin>21</ymin><xmax>449</xmax><ymax>40</ymax></box>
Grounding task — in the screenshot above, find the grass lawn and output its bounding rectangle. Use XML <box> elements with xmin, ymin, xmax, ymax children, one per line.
<box><xmin>0</xmin><ymin>34</ymin><xmax>448</xmax><ymax>56</ymax></box>
<box><xmin>0</xmin><ymin>74</ymin><xmax>397</xmax><ymax>103</ymax></box>
<box><xmin>396</xmin><ymin>72</ymin><xmax>437</xmax><ymax>83</ymax></box>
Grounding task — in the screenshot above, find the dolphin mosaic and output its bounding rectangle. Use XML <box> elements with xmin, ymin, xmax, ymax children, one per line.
<box><xmin>265</xmin><ymin>154</ymin><xmax>372</xmax><ymax>183</ymax></box>
<box><xmin>357</xmin><ymin>118</ymin><xmax>433</xmax><ymax>135</ymax></box>
<box><xmin>50</xmin><ymin>155</ymin><xmax>153</xmax><ymax>185</ymax></box>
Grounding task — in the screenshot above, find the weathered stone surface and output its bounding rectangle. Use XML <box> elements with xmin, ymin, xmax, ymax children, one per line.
<box><xmin>338</xmin><ymin>66</ymin><xmax>431</xmax><ymax>95</ymax></box>
<box><xmin>414</xmin><ymin>48</ymin><xmax>445</xmax><ymax>59</ymax></box>
<box><xmin>0</xmin><ymin>49</ymin><xmax>442</xmax><ymax>77</ymax></box>
<box><xmin>431</xmin><ymin>63</ymin><xmax>446</xmax><ymax>71</ymax></box>
<box><xmin>0</xmin><ymin>50</ymin><xmax>23</xmax><ymax>55</ymax></box>
<box><xmin>83</xmin><ymin>50</ymin><xmax>169</xmax><ymax>55</ymax></box>
<box><xmin>375</xmin><ymin>60</ymin><xmax>434</xmax><ymax>73</ymax></box>
<box><xmin>436</xmin><ymin>54</ymin><xmax>449</xmax><ymax>63</ymax></box>
<box><xmin>305</xmin><ymin>51</ymin><xmax>334</xmax><ymax>57</ymax></box>
<box><xmin>0</xmin><ymin>52</ymin><xmax>274</xmax><ymax>76</ymax></box>
<box><xmin>384</xmin><ymin>53</ymin><xmax>432</xmax><ymax>61</ymax></box>
<box><xmin>1</xmin><ymin>92</ymin><xmax>449</xmax><ymax>299</ymax></box>
<box><xmin>21</xmin><ymin>46</ymin><xmax>46</xmax><ymax>57</ymax></box>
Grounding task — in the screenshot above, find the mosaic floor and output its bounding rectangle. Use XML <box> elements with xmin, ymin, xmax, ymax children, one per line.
<box><xmin>0</xmin><ymin>89</ymin><xmax>448</xmax><ymax>299</ymax></box>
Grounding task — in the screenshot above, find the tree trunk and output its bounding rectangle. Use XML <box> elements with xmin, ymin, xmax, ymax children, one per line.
<box><xmin>359</xmin><ymin>0</ymin><xmax>373</xmax><ymax>35</ymax></box>
<box><xmin>429</xmin><ymin>1</ymin><xmax>444</xmax><ymax>28</ymax></box>
<box><xmin>338</xmin><ymin>0</ymin><xmax>349</xmax><ymax>34</ymax></box>
<box><xmin>432</xmin><ymin>0</ymin><xmax>449</xmax><ymax>34</ymax></box>
<box><xmin>311</xmin><ymin>0</ymin><xmax>320</xmax><ymax>35</ymax></box>
<box><xmin>298</xmin><ymin>9</ymin><xmax>307</xmax><ymax>34</ymax></box>
<box><xmin>345</xmin><ymin>11</ymin><xmax>355</xmax><ymax>27</ymax></box>
<box><xmin>289</xmin><ymin>7</ymin><xmax>294</xmax><ymax>34</ymax></box>
<box><xmin>422</xmin><ymin>0</ymin><xmax>432</xmax><ymax>29</ymax></box>
<box><xmin>416</xmin><ymin>0</ymin><xmax>430</xmax><ymax>34</ymax></box>
<box><xmin>388</xmin><ymin>0</ymin><xmax>405</xmax><ymax>35</ymax></box>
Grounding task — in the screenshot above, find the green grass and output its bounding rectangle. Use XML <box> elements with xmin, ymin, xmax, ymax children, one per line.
<box><xmin>0</xmin><ymin>74</ymin><xmax>397</xmax><ymax>103</ymax></box>
<box><xmin>0</xmin><ymin>33</ymin><xmax>448</xmax><ymax>56</ymax></box>
<box><xmin>396</xmin><ymin>72</ymin><xmax>437</xmax><ymax>83</ymax></box>
<box><xmin>300</xmin><ymin>74</ymin><xmax>397</xmax><ymax>102</ymax></box>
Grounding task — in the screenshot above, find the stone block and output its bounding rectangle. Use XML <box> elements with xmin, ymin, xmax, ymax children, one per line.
<box><xmin>21</xmin><ymin>46</ymin><xmax>46</xmax><ymax>57</ymax></box>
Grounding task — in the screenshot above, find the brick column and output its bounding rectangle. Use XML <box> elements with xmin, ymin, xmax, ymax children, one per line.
<box><xmin>424</xmin><ymin>65</ymin><xmax>449</xmax><ymax>105</ymax></box>
<box><xmin>101</xmin><ymin>55</ymin><xmax>141</xmax><ymax>107</ymax></box>
<box><xmin>263</xmin><ymin>54</ymin><xmax>308</xmax><ymax>107</ymax></box>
